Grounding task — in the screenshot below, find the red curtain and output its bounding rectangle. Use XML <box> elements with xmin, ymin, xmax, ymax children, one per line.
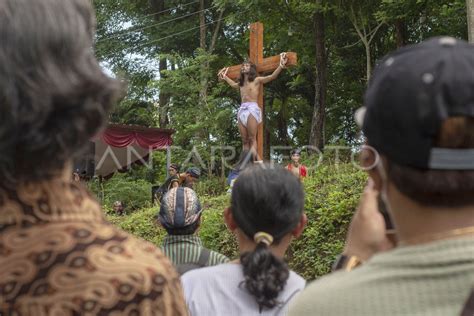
<box><xmin>101</xmin><ymin>126</ymin><xmax>172</xmax><ymax>149</ymax></box>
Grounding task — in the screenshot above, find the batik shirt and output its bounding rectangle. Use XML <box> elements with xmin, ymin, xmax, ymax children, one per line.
<box><xmin>0</xmin><ymin>180</ymin><xmax>187</xmax><ymax>315</ymax></box>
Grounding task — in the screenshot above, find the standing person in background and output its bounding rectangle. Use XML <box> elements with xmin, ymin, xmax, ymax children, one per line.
<box><xmin>165</xmin><ymin>163</ymin><xmax>181</xmax><ymax>189</ymax></box>
<box><xmin>0</xmin><ymin>0</ymin><xmax>187</xmax><ymax>314</ymax></box>
<box><xmin>158</xmin><ymin>187</ymin><xmax>229</xmax><ymax>275</ymax></box>
<box><xmin>154</xmin><ymin>163</ymin><xmax>181</xmax><ymax>202</ymax></box>
<box><xmin>286</xmin><ymin>149</ymin><xmax>307</xmax><ymax>180</ymax></box>
<box><xmin>289</xmin><ymin>37</ymin><xmax>474</xmax><ymax>316</ymax></box>
<box><xmin>182</xmin><ymin>165</ymin><xmax>307</xmax><ymax>315</ymax></box>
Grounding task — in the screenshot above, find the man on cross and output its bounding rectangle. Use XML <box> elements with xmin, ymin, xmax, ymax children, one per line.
<box><xmin>218</xmin><ymin>53</ymin><xmax>288</xmax><ymax>156</ymax></box>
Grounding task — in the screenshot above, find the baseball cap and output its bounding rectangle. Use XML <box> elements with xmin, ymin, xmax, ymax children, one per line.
<box><xmin>356</xmin><ymin>37</ymin><xmax>474</xmax><ymax>170</ymax></box>
<box><xmin>158</xmin><ymin>187</ymin><xmax>202</xmax><ymax>229</ymax></box>
<box><xmin>186</xmin><ymin>167</ymin><xmax>201</xmax><ymax>179</ymax></box>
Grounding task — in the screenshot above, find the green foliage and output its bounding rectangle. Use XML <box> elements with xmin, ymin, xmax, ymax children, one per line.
<box><xmin>94</xmin><ymin>0</ymin><xmax>468</xmax><ymax>153</ymax></box>
<box><xmin>101</xmin><ymin>173</ymin><xmax>152</xmax><ymax>211</ymax></box>
<box><xmin>107</xmin><ymin>163</ymin><xmax>366</xmax><ymax>280</ymax></box>
<box><xmin>194</xmin><ymin>176</ymin><xmax>228</xmax><ymax>197</ymax></box>
<box><xmin>198</xmin><ymin>194</ymin><xmax>239</xmax><ymax>259</ymax></box>
<box><xmin>91</xmin><ymin>0</ymin><xmax>468</xmax><ymax>280</ymax></box>
<box><xmin>107</xmin><ymin>206</ymin><xmax>165</xmax><ymax>245</ymax></box>
<box><xmin>289</xmin><ymin>164</ymin><xmax>367</xmax><ymax>279</ymax></box>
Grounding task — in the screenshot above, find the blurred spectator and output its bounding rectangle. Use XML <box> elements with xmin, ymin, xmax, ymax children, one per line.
<box><xmin>113</xmin><ymin>200</ymin><xmax>125</xmax><ymax>215</ymax></box>
<box><xmin>182</xmin><ymin>165</ymin><xmax>307</xmax><ymax>315</ymax></box>
<box><xmin>158</xmin><ymin>187</ymin><xmax>229</xmax><ymax>275</ymax></box>
<box><xmin>153</xmin><ymin>163</ymin><xmax>181</xmax><ymax>203</ymax></box>
<box><xmin>0</xmin><ymin>0</ymin><xmax>187</xmax><ymax>314</ymax></box>
<box><xmin>286</xmin><ymin>148</ymin><xmax>307</xmax><ymax>180</ymax></box>
<box><xmin>72</xmin><ymin>170</ymin><xmax>81</xmax><ymax>182</ymax></box>
<box><xmin>289</xmin><ymin>37</ymin><xmax>474</xmax><ymax>316</ymax></box>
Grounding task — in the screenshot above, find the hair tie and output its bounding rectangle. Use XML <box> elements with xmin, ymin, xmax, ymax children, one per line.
<box><xmin>253</xmin><ymin>232</ymin><xmax>274</xmax><ymax>246</ymax></box>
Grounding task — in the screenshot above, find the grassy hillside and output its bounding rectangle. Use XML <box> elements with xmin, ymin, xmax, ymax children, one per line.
<box><xmin>106</xmin><ymin>163</ymin><xmax>366</xmax><ymax>280</ymax></box>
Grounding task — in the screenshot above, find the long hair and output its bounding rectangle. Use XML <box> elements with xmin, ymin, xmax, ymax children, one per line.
<box><xmin>239</xmin><ymin>62</ymin><xmax>257</xmax><ymax>86</ymax></box>
<box><xmin>231</xmin><ymin>164</ymin><xmax>304</xmax><ymax>311</ymax></box>
<box><xmin>0</xmin><ymin>0</ymin><xmax>122</xmax><ymax>189</ymax></box>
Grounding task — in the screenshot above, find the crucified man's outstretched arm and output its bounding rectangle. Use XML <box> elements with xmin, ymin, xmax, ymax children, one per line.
<box><xmin>218</xmin><ymin>67</ymin><xmax>239</xmax><ymax>88</ymax></box>
<box><xmin>256</xmin><ymin>53</ymin><xmax>288</xmax><ymax>84</ymax></box>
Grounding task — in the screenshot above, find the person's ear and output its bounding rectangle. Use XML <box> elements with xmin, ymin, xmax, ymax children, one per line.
<box><xmin>291</xmin><ymin>213</ymin><xmax>307</xmax><ymax>238</ymax></box>
<box><xmin>360</xmin><ymin>147</ymin><xmax>382</xmax><ymax>191</ymax></box>
<box><xmin>224</xmin><ymin>207</ymin><xmax>237</xmax><ymax>231</ymax></box>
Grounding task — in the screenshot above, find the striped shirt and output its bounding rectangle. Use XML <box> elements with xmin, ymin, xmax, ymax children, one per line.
<box><xmin>161</xmin><ymin>235</ymin><xmax>229</xmax><ymax>267</ymax></box>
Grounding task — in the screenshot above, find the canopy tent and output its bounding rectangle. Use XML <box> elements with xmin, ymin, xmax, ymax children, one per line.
<box><xmin>75</xmin><ymin>124</ymin><xmax>174</xmax><ymax>178</ymax></box>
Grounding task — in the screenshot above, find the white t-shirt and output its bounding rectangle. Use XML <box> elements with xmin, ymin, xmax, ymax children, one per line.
<box><xmin>182</xmin><ymin>263</ymin><xmax>306</xmax><ymax>316</ymax></box>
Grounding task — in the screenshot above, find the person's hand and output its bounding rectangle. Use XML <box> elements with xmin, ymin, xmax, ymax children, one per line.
<box><xmin>279</xmin><ymin>52</ymin><xmax>288</xmax><ymax>68</ymax></box>
<box><xmin>343</xmin><ymin>179</ymin><xmax>396</xmax><ymax>261</ymax></box>
<box><xmin>218</xmin><ymin>67</ymin><xmax>229</xmax><ymax>80</ymax></box>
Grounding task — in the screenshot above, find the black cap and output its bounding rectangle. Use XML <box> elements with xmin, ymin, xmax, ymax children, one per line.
<box><xmin>357</xmin><ymin>37</ymin><xmax>474</xmax><ymax>170</ymax></box>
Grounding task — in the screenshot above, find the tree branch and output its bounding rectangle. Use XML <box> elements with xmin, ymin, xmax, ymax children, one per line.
<box><xmin>342</xmin><ymin>39</ymin><xmax>363</xmax><ymax>49</ymax></box>
<box><xmin>350</xmin><ymin>6</ymin><xmax>368</xmax><ymax>45</ymax></box>
<box><xmin>368</xmin><ymin>21</ymin><xmax>384</xmax><ymax>44</ymax></box>
<box><xmin>209</xmin><ymin>9</ymin><xmax>225</xmax><ymax>54</ymax></box>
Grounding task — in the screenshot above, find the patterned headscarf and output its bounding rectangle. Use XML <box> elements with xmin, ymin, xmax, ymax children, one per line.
<box><xmin>158</xmin><ymin>187</ymin><xmax>202</xmax><ymax>228</ymax></box>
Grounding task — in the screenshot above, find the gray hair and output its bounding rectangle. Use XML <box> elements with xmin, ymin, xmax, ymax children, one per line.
<box><xmin>0</xmin><ymin>0</ymin><xmax>122</xmax><ymax>188</ymax></box>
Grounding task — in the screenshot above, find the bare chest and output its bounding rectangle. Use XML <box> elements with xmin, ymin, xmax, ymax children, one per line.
<box><xmin>240</xmin><ymin>81</ymin><xmax>261</xmax><ymax>102</ymax></box>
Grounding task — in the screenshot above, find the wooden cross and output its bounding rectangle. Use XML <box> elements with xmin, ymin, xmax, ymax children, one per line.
<box><xmin>224</xmin><ymin>22</ymin><xmax>297</xmax><ymax>159</ymax></box>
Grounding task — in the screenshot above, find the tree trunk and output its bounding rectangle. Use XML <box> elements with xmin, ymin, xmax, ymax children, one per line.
<box><xmin>148</xmin><ymin>0</ymin><xmax>163</xmax><ymax>14</ymax></box>
<box><xmin>198</xmin><ymin>3</ymin><xmax>224</xmax><ymax>109</ymax></box>
<box><xmin>394</xmin><ymin>19</ymin><xmax>407</xmax><ymax>47</ymax></box>
<box><xmin>199</xmin><ymin>0</ymin><xmax>208</xmax><ymax>105</ymax></box>
<box><xmin>365</xmin><ymin>43</ymin><xmax>371</xmax><ymax>82</ymax></box>
<box><xmin>158</xmin><ymin>58</ymin><xmax>169</xmax><ymax>127</ymax></box>
<box><xmin>468</xmin><ymin>0</ymin><xmax>474</xmax><ymax>43</ymax></box>
<box><xmin>199</xmin><ymin>0</ymin><xmax>206</xmax><ymax>50</ymax></box>
<box><xmin>277</xmin><ymin>98</ymin><xmax>289</xmax><ymax>146</ymax></box>
<box><xmin>198</xmin><ymin>4</ymin><xmax>224</xmax><ymax>105</ymax></box>
<box><xmin>309</xmin><ymin>4</ymin><xmax>327</xmax><ymax>151</ymax></box>
<box><xmin>149</xmin><ymin>0</ymin><xmax>170</xmax><ymax>128</ymax></box>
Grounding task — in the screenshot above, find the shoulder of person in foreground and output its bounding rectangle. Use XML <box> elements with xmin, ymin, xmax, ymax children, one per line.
<box><xmin>181</xmin><ymin>263</ymin><xmax>234</xmax><ymax>292</ymax></box>
<box><xmin>1</xmin><ymin>217</ymin><xmax>188</xmax><ymax>314</ymax></box>
<box><xmin>288</xmin><ymin>268</ymin><xmax>355</xmax><ymax>316</ymax></box>
<box><xmin>180</xmin><ymin>263</ymin><xmax>234</xmax><ymax>314</ymax></box>
<box><xmin>107</xmin><ymin>230</ymin><xmax>189</xmax><ymax>315</ymax></box>
<box><xmin>182</xmin><ymin>263</ymin><xmax>306</xmax><ymax>313</ymax></box>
